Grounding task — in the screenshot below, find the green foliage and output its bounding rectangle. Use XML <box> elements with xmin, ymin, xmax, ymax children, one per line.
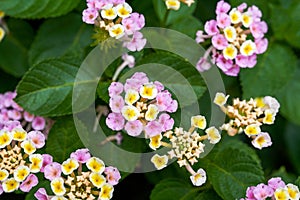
<box><xmin>15</xmin><ymin>58</ymin><xmax>81</xmax><ymax>117</ymax></box>
<box><xmin>0</xmin><ymin>0</ymin><xmax>81</xmax><ymax>19</ymax></box>
<box><xmin>199</xmin><ymin>141</ymin><xmax>264</xmax><ymax>199</ymax></box>
<box><xmin>0</xmin><ymin>19</ymin><xmax>33</xmax><ymax>77</ymax></box>
<box><xmin>45</xmin><ymin>116</ymin><xmax>84</xmax><ymax>163</ymax></box>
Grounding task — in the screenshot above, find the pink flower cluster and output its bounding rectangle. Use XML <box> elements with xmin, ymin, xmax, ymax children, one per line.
<box><xmin>82</xmin><ymin>0</ymin><xmax>146</xmax><ymax>51</ymax></box>
<box><xmin>0</xmin><ymin>121</ymin><xmax>47</xmax><ymax>195</ymax></box>
<box><xmin>241</xmin><ymin>177</ymin><xmax>300</xmax><ymax>200</ymax></box>
<box><xmin>196</xmin><ymin>0</ymin><xmax>268</xmax><ymax>76</ymax></box>
<box><xmin>35</xmin><ymin>148</ymin><xmax>121</xmax><ymax>200</ymax></box>
<box><xmin>0</xmin><ymin>91</ymin><xmax>52</xmax><ymax>136</ymax></box>
<box><xmin>106</xmin><ymin>72</ymin><xmax>178</xmax><ymax>138</ymax></box>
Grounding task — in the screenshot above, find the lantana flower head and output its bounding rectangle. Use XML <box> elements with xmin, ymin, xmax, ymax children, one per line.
<box><xmin>106</xmin><ymin>72</ymin><xmax>178</xmax><ymax>139</ymax></box>
<box><xmin>0</xmin><ymin>121</ymin><xmax>47</xmax><ymax>194</ymax></box>
<box><xmin>151</xmin><ymin>115</ymin><xmax>221</xmax><ymax>187</ymax></box>
<box><xmin>0</xmin><ymin>91</ymin><xmax>53</xmax><ymax>136</ymax></box>
<box><xmin>165</xmin><ymin>0</ymin><xmax>195</xmax><ymax>10</ymax></box>
<box><xmin>82</xmin><ymin>0</ymin><xmax>146</xmax><ymax>51</ymax></box>
<box><xmin>195</xmin><ymin>0</ymin><xmax>268</xmax><ymax>76</ymax></box>
<box><xmin>241</xmin><ymin>177</ymin><xmax>300</xmax><ymax>200</ymax></box>
<box><xmin>36</xmin><ymin>148</ymin><xmax>121</xmax><ymax>200</ymax></box>
<box><xmin>214</xmin><ymin>92</ymin><xmax>280</xmax><ymax>149</ymax></box>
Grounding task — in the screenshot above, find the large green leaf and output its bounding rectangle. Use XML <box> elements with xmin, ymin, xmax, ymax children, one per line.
<box><xmin>0</xmin><ymin>0</ymin><xmax>81</xmax><ymax>19</ymax></box>
<box><xmin>284</xmin><ymin>1</ymin><xmax>300</xmax><ymax>48</ymax></box>
<box><xmin>15</xmin><ymin>58</ymin><xmax>95</xmax><ymax>117</ymax></box>
<box><xmin>200</xmin><ymin>140</ymin><xmax>264</xmax><ymax>199</ymax></box>
<box><xmin>150</xmin><ymin>178</ymin><xmax>221</xmax><ymax>200</ymax></box>
<box><xmin>0</xmin><ymin>19</ymin><xmax>34</xmax><ymax>77</ymax></box>
<box><xmin>240</xmin><ymin>43</ymin><xmax>297</xmax><ymax>98</ymax></box>
<box><xmin>276</xmin><ymin>67</ymin><xmax>300</xmax><ymax>125</ymax></box>
<box><xmin>46</xmin><ymin>116</ymin><xmax>84</xmax><ymax>163</ymax></box>
<box><xmin>29</xmin><ymin>13</ymin><xmax>93</xmax><ymax>65</ymax></box>
<box><xmin>169</xmin><ymin>15</ymin><xmax>203</xmax><ymax>38</ymax></box>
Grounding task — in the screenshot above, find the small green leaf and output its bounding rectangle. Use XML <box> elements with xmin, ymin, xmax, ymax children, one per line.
<box><xmin>200</xmin><ymin>140</ymin><xmax>264</xmax><ymax>200</ymax></box>
<box><xmin>240</xmin><ymin>43</ymin><xmax>297</xmax><ymax>98</ymax></box>
<box><xmin>29</xmin><ymin>13</ymin><xmax>93</xmax><ymax>65</ymax></box>
<box><xmin>295</xmin><ymin>176</ymin><xmax>300</xmax><ymax>188</ymax></box>
<box><xmin>15</xmin><ymin>58</ymin><xmax>95</xmax><ymax>117</ymax></box>
<box><xmin>46</xmin><ymin>116</ymin><xmax>84</xmax><ymax>163</ymax></box>
<box><xmin>0</xmin><ymin>19</ymin><xmax>34</xmax><ymax>77</ymax></box>
<box><xmin>97</xmin><ymin>81</ymin><xmax>111</xmax><ymax>104</ymax></box>
<box><xmin>0</xmin><ymin>0</ymin><xmax>81</xmax><ymax>19</ymax></box>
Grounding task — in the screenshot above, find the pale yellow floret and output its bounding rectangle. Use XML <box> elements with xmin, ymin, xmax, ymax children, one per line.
<box><xmin>101</xmin><ymin>5</ymin><xmax>117</xmax><ymax>20</ymax></box>
<box><xmin>191</xmin><ymin>115</ymin><xmax>207</xmax><ymax>129</ymax></box>
<box><xmin>2</xmin><ymin>178</ymin><xmax>19</xmax><ymax>193</ymax></box>
<box><xmin>224</xmin><ymin>26</ymin><xmax>237</xmax><ymax>42</ymax></box>
<box><xmin>89</xmin><ymin>172</ymin><xmax>106</xmax><ymax>188</ymax></box>
<box><xmin>145</xmin><ymin>104</ymin><xmax>159</xmax><ymax>121</ymax></box>
<box><xmin>0</xmin><ymin>169</ymin><xmax>9</xmax><ymax>181</ymax></box>
<box><xmin>29</xmin><ymin>154</ymin><xmax>43</xmax><ymax>173</ymax></box>
<box><xmin>241</xmin><ymin>13</ymin><xmax>253</xmax><ymax>28</ymax></box>
<box><xmin>61</xmin><ymin>158</ymin><xmax>79</xmax><ymax>175</ymax></box>
<box><xmin>263</xmin><ymin>110</ymin><xmax>275</xmax><ymax>124</ymax></box>
<box><xmin>0</xmin><ymin>11</ymin><xmax>5</xmax><ymax>18</ymax></box>
<box><xmin>21</xmin><ymin>140</ymin><xmax>36</xmax><ymax>155</ymax></box>
<box><xmin>149</xmin><ymin>134</ymin><xmax>162</xmax><ymax>150</ymax></box>
<box><xmin>255</xmin><ymin>97</ymin><xmax>265</xmax><ymax>108</ymax></box>
<box><xmin>140</xmin><ymin>84</ymin><xmax>158</xmax><ymax>99</ymax></box>
<box><xmin>0</xmin><ymin>27</ymin><xmax>5</xmax><ymax>42</ymax></box>
<box><xmin>12</xmin><ymin>128</ymin><xmax>27</xmax><ymax>141</ymax></box>
<box><xmin>274</xmin><ymin>188</ymin><xmax>289</xmax><ymax>200</ymax></box>
<box><xmin>125</xmin><ymin>89</ymin><xmax>140</xmax><ymax>105</ymax></box>
<box><xmin>287</xmin><ymin>184</ymin><xmax>300</xmax><ymax>200</ymax></box>
<box><xmin>240</xmin><ymin>40</ymin><xmax>256</xmax><ymax>56</ymax></box>
<box><xmin>99</xmin><ymin>183</ymin><xmax>114</xmax><ymax>200</ymax></box>
<box><xmin>223</xmin><ymin>44</ymin><xmax>238</xmax><ymax>60</ymax></box>
<box><xmin>229</xmin><ymin>8</ymin><xmax>242</xmax><ymax>24</ymax></box>
<box><xmin>13</xmin><ymin>165</ymin><xmax>30</xmax><ymax>182</ymax></box>
<box><xmin>151</xmin><ymin>154</ymin><xmax>168</xmax><ymax>170</ymax></box>
<box><xmin>116</xmin><ymin>3</ymin><xmax>132</xmax><ymax>18</ymax></box>
<box><xmin>0</xmin><ymin>130</ymin><xmax>12</xmax><ymax>148</ymax></box>
<box><xmin>165</xmin><ymin>0</ymin><xmax>180</xmax><ymax>10</ymax></box>
<box><xmin>86</xmin><ymin>157</ymin><xmax>105</xmax><ymax>173</ymax></box>
<box><xmin>244</xmin><ymin>124</ymin><xmax>261</xmax><ymax>137</ymax></box>
<box><xmin>190</xmin><ymin>168</ymin><xmax>206</xmax><ymax>186</ymax></box>
<box><xmin>214</xmin><ymin>92</ymin><xmax>229</xmax><ymax>106</ymax></box>
<box><xmin>205</xmin><ymin>126</ymin><xmax>221</xmax><ymax>144</ymax></box>
<box><xmin>121</xmin><ymin>106</ymin><xmax>140</xmax><ymax>121</ymax></box>
<box><xmin>51</xmin><ymin>178</ymin><xmax>66</xmax><ymax>196</ymax></box>
<box><xmin>108</xmin><ymin>24</ymin><xmax>125</xmax><ymax>39</ymax></box>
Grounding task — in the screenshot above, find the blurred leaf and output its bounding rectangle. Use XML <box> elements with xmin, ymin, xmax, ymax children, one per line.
<box><xmin>284</xmin><ymin>122</ymin><xmax>300</xmax><ymax>174</ymax></box>
<box><xmin>240</xmin><ymin>43</ymin><xmax>297</xmax><ymax>98</ymax></box>
<box><xmin>29</xmin><ymin>13</ymin><xmax>93</xmax><ymax>65</ymax></box>
<box><xmin>169</xmin><ymin>15</ymin><xmax>203</xmax><ymax>37</ymax></box>
<box><xmin>270</xmin><ymin>166</ymin><xmax>297</xmax><ymax>183</ymax></box>
<box><xmin>269</xmin><ymin>4</ymin><xmax>290</xmax><ymax>40</ymax></box>
<box><xmin>284</xmin><ymin>1</ymin><xmax>300</xmax><ymax>48</ymax></box>
<box><xmin>152</xmin><ymin>0</ymin><xmax>198</xmax><ymax>26</ymax></box>
<box><xmin>0</xmin><ymin>0</ymin><xmax>81</xmax><ymax>19</ymax></box>
<box><xmin>0</xmin><ymin>19</ymin><xmax>34</xmax><ymax>77</ymax></box>
<box><xmin>46</xmin><ymin>116</ymin><xmax>84</xmax><ymax>163</ymax></box>
<box><xmin>15</xmin><ymin>58</ymin><xmax>93</xmax><ymax>117</ymax></box>
<box><xmin>130</xmin><ymin>0</ymin><xmax>160</xmax><ymax>26</ymax></box>
<box><xmin>277</xmin><ymin>67</ymin><xmax>300</xmax><ymax>125</ymax></box>
<box><xmin>150</xmin><ymin>178</ymin><xmax>221</xmax><ymax>200</ymax></box>
<box><xmin>229</xmin><ymin>0</ymin><xmax>272</xmax><ymax>17</ymax></box>
<box><xmin>296</xmin><ymin>177</ymin><xmax>300</xmax><ymax>188</ymax></box>
<box><xmin>200</xmin><ymin>140</ymin><xmax>264</xmax><ymax>200</ymax></box>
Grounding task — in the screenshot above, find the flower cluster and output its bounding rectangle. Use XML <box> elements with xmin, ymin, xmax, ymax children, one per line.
<box><xmin>0</xmin><ymin>91</ymin><xmax>53</xmax><ymax>136</ymax></box>
<box><xmin>0</xmin><ymin>11</ymin><xmax>5</xmax><ymax>42</ymax></box>
<box><xmin>0</xmin><ymin>120</ymin><xmax>46</xmax><ymax>194</ymax></box>
<box><xmin>35</xmin><ymin>148</ymin><xmax>121</xmax><ymax>200</ymax></box>
<box><xmin>214</xmin><ymin>92</ymin><xmax>280</xmax><ymax>149</ymax></box>
<box><xmin>82</xmin><ymin>0</ymin><xmax>146</xmax><ymax>51</ymax></box>
<box><xmin>241</xmin><ymin>177</ymin><xmax>300</xmax><ymax>200</ymax></box>
<box><xmin>106</xmin><ymin>72</ymin><xmax>178</xmax><ymax>139</ymax></box>
<box><xmin>196</xmin><ymin>0</ymin><xmax>268</xmax><ymax>76</ymax></box>
<box><xmin>151</xmin><ymin>115</ymin><xmax>221</xmax><ymax>187</ymax></box>
<box><xmin>165</xmin><ymin>0</ymin><xmax>195</xmax><ymax>10</ymax></box>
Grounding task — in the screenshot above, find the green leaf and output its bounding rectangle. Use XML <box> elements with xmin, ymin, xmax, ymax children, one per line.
<box><xmin>240</xmin><ymin>43</ymin><xmax>297</xmax><ymax>98</ymax></box>
<box><xmin>169</xmin><ymin>15</ymin><xmax>203</xmax><ymax>37</ymax></box>
<box><xmin>152</xmin><ymin>0</ymin><xmax>198</xmax><ymax>26</ymax></box>
<box><xmin>97</xmin><ymin>81</ymin><xmax>111</xmax><ymax>104</ymax></box>
<box><xmin>269</xmin><ymin>4</ymin><xmax>290</xmax><ymax>40</ymax></box>
<box><xmin>270</xmin><ymin>166</ymin><xmax>297</xmax><ymax>184</ymax></box>
<box><xmin>284</xmin><ymin>122</ymin><xmax>300</xmax><ymax>173</ymax></box>
<box><xmin>46</xmin><ymin>116</ymin><xmax>84</xmax><ymax>163</ymax></box>
<box><xmin>276</xmin><ymin>67</ymin><xmax>300</xmax><ymax>125</ymax></box>
<box><xmin>25</xmin><ymin>179</ymin><xmax>52</xmax><ymax>200</ymax></box>
<box><xmin>0</xmin><ymin>19</ymin><xmax>34</xmax><ymax>77</ymax></box>
<box><xmin>284</xmin><ymin>1</ymin><xmax>300</xmax><ymax>48</ymax></box>
<box><xmin>15</xmin><ymin>58</ymin><xmax>95</xmax><ymax>117</ymax></box>
<box><xmin>0</xmin><ymin>0</ymin><xmax>81</xmax><ymax>19</ymax></box>
<box><xmin>29</xmin><ymin>13</ymin><xmax>93</xmax><ymax>65</ymax></box>
<box><xmin>150</xmin><ymin>178</ymin><xmax>221</xmax><ymax>200</ymax></box>
<box><xmin>200</xmin><ymin>140</ymin><xmax>264</xmax><ymax>200</ymax></box>
<box><xmin>296</xmin><ymin>176</ymin><xmax>300</xmax><ymax>188</ymax></box>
